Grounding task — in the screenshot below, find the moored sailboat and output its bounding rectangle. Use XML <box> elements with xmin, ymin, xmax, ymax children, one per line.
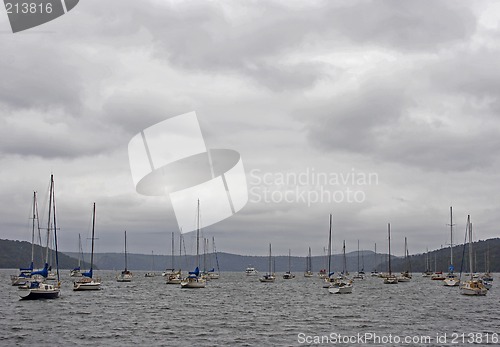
<box><xmin>353</xmin><ymin>240</ymin><xmax>365</xmax><ymax>280</ymax></box>
<box><xmin>304</xmin><ymin>247</ymin><xmax>313</xmax><ymax>277</ymax></box>
<box><xmin>117</xmin><ymin>230</ymin><xmax>133</xmax><ymax>282</ymax></box>
<box><xmin>328</xmin><ymin>240</ymin><xmax>353</xmax><ymax>294</ymax></box>
<box><xmin>383</xmin><ymin>223</ymin><xmax>398</xmax><ymax>284</ymax></box>
<box><xmin>73</xmin><ymin>203</ymin><xmax>101</xmax><ymax>291</ymax></box>
<box><xmin>283</xmin><ymin>249</ymin><xmax>295</xmax><ymax>279</ymax></box>
<box><xmin>180</xmin><ymin>200</ymin><xmax>206</xmax><ymax>288</ymax></box>
<box><xmin>443</xmin><ymin>207</ymin><xmax>459</xmax><ymax>287</ymax></box>
<box><xmin>70</xmin><ymin>234</ymin><xmax>84</xmax><ymax>277</ymax></box>
<box><xmin>259</xmin><ymin>243</ymin><xmax>275</xmax><ymax>283</ymax></box>
<box><xmin>11</xmin><ymin>191</ymin><xmax>39</xmax><ymax>286</ymax></box>
<box><xmin>397</xmin><ymin>237</ymin><xmax>412</xmax><ymax>282</ymax></box>
<box><xmin>460</xmin><ymin>216</ymin><xmax>487</xmax><ymax>296</ymax></box>
<box><xmin>19</xmin><ymin>175</ymin><xmax>61</xmax><ymax>300</ymax></box>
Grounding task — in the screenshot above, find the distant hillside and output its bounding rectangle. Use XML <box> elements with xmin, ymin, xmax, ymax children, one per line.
<box><xmin>3</xmin><ymin>237</ymin><xmax>498</xmax><ymax>273</ymax></box>
<box><xmin>385</xmin><ymin>238</ymin><xmax>500</xmax><ymax>273</ymax></box>
<box><xmin>0</xmin><ymin>239</ymin><xmax>91</xmax><ymax>270</ymax></box>
<box><xmin>65</xmin><ymin>249</ymin><xmax>386</xmax><ymax>272</ymax></box>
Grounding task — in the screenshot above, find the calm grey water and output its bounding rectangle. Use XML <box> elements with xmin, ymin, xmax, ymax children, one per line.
<box><xmin>0</xmin><ymin>270</ymin><xmax>498</xmax><ymax>346</ymax></box>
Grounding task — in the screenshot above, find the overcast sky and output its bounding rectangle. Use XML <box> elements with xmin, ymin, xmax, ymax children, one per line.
<box><xmin>1</xmin><ymin>0</ymin><xmax>499</xmax><ymax>259</ymax></box>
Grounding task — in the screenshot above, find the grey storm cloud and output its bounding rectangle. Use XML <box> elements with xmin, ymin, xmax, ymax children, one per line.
<box><xmin>1</xmin><ymin>0</ymin><xmax>499</xmax><ymax>256</ymax></box>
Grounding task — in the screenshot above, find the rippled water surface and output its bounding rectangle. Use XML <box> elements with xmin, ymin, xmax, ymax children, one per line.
<box><xmin>1</xmin><ymin>270</ymin><xmax>498</xmax><ymax>346</ymax></box>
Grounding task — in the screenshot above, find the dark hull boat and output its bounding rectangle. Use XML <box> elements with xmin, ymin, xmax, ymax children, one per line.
<box><xmin>19</xmin><ymin>281</ymin><xmax>60</xmax><ymax>300</ymax></box>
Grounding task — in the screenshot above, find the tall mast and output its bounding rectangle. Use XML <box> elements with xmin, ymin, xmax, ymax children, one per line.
<box><xmin>90</xmin><ymin>203</ymin><xmax>95</xmax><ymax>274</ymax></box>
<box><xmin>467</xmin><ymin>215</ymin><xmax>472</xmax><ymax>280</ymax></box>
<box><xmin>357</xmin><ymin>239</ymin><xmax>360</xmax><ymax>272</ymax></box>
<box><xmin>45</xmin><ymin>175</ymin><xmax>54</xmax><ymax>265</ymax></box>
<box><xmin>289</xmin><ymin>249</ymin><xmax>292</xmax><ymax>273</ymax></box>
<box><xmin>448</xmin><ymin>206</ymin><xmax>455</xmax><ymax>272</ymax></box>
<box><xmin>213</xmin><ymin>237</ymin><xmax>220</xmax><ymax>274</ymax></box>
<box><xmin>196</xmin><ymin>199</ymin><xmax>200</xmax><ymax>269</ymax></box>
<box><xmin>124</xmin><ymin>230</ymin><xmax>128</xmax><ymax>271</ymax></box>
<box><xmin>388</xmin><ymin>223</ymin><xmax>392</xmax><ymax>275</ymax></box>
<box><xmin>342</xmin><ymin>240</ymin><xmax>346</xmax><ymax>274</ymax></box>
<box><xmin>78</xmin><ymin>234</ymin><xmax>82</xmax><ymax>268</ymax></box>
<box><xmin>328</xmin><ymin>214</ymin><xmax>332</xmax><ymax>275</ymax></box>
<box><xmin>171</xmin><ymin>231</ymin><xmax>174</xmax><ymax>269</ymax></box>
<box><xmin>268</xmin><ymin>243</ymin><xmax>272</xmax><ymax>274</ymax></box>
<box><xmin>31</xmin><ymin>191</ymin><xmax>36</xmax><ymax>269</ymax></box>
<box><xmin>52</xmin><ymin>175</ymin><xmax>60</xmax><ymax>283</ymax></box>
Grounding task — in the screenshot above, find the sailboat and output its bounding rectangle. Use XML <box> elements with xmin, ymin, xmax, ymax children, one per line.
<box><xmin>73</xmin><ymin>203</ymin><xmax>101</xmax><ymax>291</ymax></box>
<box><xmin>11</xmin><ymin>191</ymin><xmax>39</xmax><ymax>286</ymax></box>
<box><xmin>383</xmin><ymin>223</ymin><xmax>398</xmax><ymax>284</ymax></box>
<box><xmin>304</xmin><ymin>247</ymin><xmax>313</xmax><ymax>277</ymax></box>
<box><xmin>70</xmin><ymin>234</ymin><xmax>84</xmax><ymax>277</ymax></box>
<box><xmin>328</xmin><ymin>240</ymin><xmax>353</xmax><ymax>294</ymax></box>
<box><xmin>323</xmin><ymin>214</ymin><xmax>336</xmax><ymax>288</ymax></box>
<box><xmin>444</xmin><ymin>206</ymin><xmax>460</xmax><ymax>286</ymax></box>
<box><xmin>422</xmin><ymin>248</ymin><xmax>432</xmax><ymax>277</ymax></box>
<box><xmin>259</xmin><ymin>243</ymin><xmax>276</xmax><ymax>282</ymax></box>
<box><xmin>166</xmin><ymin>232</ymin><xmax>182</xmax><ymax>284</ymax></box>
<box><xmin>207</xmin><ymin>237</ymin><xmax>220</xmax><ymax>280</ymax></box>
<box><xmin>180</xmin><ymin>200</ymin><xmax>206</xmax><ymax>288</ymax></box>
<box><xmin>283</xmin><ymin>249</ymin><xmax>295</xmax><ymax>279</ymax></box>
<box><xmin>117</xmin><ymin>230</ymin><xmax>133</xmax><ymax>282</ymax></box>
<box><xmin>371</xmin><ymin>243</ymin><xmax>379</xmax><ymax>277</ymax></box>
<box><xmin>145</xmin><ymin>251</ymin><xmax>156</xmax><ymax>277</ymax></box>
<box><xmin>318</xmin><ymin>247</ymin><xmax>327</xmax><ymax>278</ymax></box>
<box><xmin>480</xmin><ymin>246</ymin><xmax>493</xmax><ymax>289</ymax></box>
<box><xmin>460</xmin><ymin>215</ymin><xmax>487</xmax><ymax>296</ymax></box>
<box><xmin>19</xmin><ymin>175</ymin><xmax>61</xmax><ymax>300</ymax></box>
<box><xmin>353</xmin><ymin>240</ymin><xmax>365</xmax><ymax>279</ymax></box>
<box><xmin>397</xmin><ymin>237</ymin><xmax>412</xmax><ymax>282</ymax></box>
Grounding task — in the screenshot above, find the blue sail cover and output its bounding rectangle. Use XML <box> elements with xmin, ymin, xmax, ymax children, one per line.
<box><xmin>188</xmin><ymin>267</ymin><xmax>200</xmax><ymax>278</ymax></box>
<box><xmin>19</xmin><ymin>262</ymin><xmax>34</xmax><ymax>272</ymax></box>
<box><xmin>82</xmin><ymin>268</ymin><xmax>93</xmax><ymax>278</ymax></box>
<box><xmin>208</xmin><ymin>268</ymin><xmax>215</xmax><ymax>273</ymax></box>
<box><xmin>31</xmin><ymin>263</ymin><xmax>49</xmax><ymax>278</ymax></box>
<box><xmin>72</xmin><ymin>267</ymin><xmax>81</xmax><ymax>271</ymax></box>
<box><xmin>329</xmin><ymin>271</ymin><xmax>335</xmax><ymax>277</ymax></box>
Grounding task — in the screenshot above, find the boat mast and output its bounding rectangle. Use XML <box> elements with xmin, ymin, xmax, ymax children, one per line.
<box><xmin>328</xmin><ymin>214</ymin><xmax>332</xmax><ymax>276</ymax></box>
<box><xmin>342</xmin><ymin>240</ymin><xmax>347</xmax><ymax>274</ymax></box>
<box><xmin>45</xmin><ymin>175</ymin><xmax>54</xmax><ymax>266</ymax></box>
<box><xmin>357</xmin><ymin>239</ymin><xmax>360</xmax><ymax>273</ymax></box>
<box><xmin>124</xmin><ymin>230</ymin><xmax>128</xmax><ymax>271</ymax></box>
<box><xmin>196</xmin><ymin>199</ymin><xmax>200</xmax><ymax>269</ymax></box>
<box><xmin>448</xmin><ymin>206</ymin><xmax>455</xmax><ymax>272</ymax></box>
<box><xmin>78</xmin><ymin>234</ymin><xmax>82</xmax><ymax>268</ymax></box>
<box><xmin>171</xmin><ymin>231</ymin><xmax>175</xmax><ymax>269</ymax></box>
<box><xmin>288</xmin><ymin>249</ymin><xmax>291</xmax><ymax>273</ymax></box>
<box><xmin>51</xmin><ymin>175</ymin><xmax>60</xmax><ymax>283</ymax></box>
<box><xmin>213</xmin><ymin>237</ymin><xmax>220</xmax><ymax>274</ymax></box>
<box><xmin>467</xmin><ymin>215</ymin><xmax>472</xmax><ymax>280</ymax></box>
<box><xmin>388</xmin><ymin>223</ymin><xmax>392</xmax><ymax>276</ymax></box>
<box><xmin>30</xmin><ymin>191</ymin><xmax>36</xmax><ymax>269</ymax></box>
<box><xmin>268</xmin><ymin>243</ymin><xmax>272</xmax><ymax>275</ymax></box>
<box><xmin>90</xmin><ymin>203</ymin><xmax>95</xmax><ymax>275</ymax></box>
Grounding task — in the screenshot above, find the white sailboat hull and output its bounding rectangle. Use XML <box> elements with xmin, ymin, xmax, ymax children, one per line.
<box><xmin>383</xmin><ymin>275</ymin><xmax>398</xmax><ymax>284</ymax></box>
<box><xmin>443</xmin><ymin>277</ymin><xmax>460</xmax><ymax>287</ymax></box>
<box><xmin>180</xmin><ymin>278</ymin><xmax>206</xmax><ymax>288</ymax></box>
<box><xmin>259</xmin><ymin>274</ymin><xmax>275</xmax><ymax>283</ymax></box>
<box><xmin>328</xmin><ymin>279</ymin><xmax>353</xmax><ymax>294</ymax></box>
<box><xmin>73</xmin><ymin>277</ymin><xmax>101</xmax><ymax>291</ymax></box>
<box><xmin>460</xmin><ymin>281</ymin><xmax>487</xmax><ymax>296</ymax></box>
